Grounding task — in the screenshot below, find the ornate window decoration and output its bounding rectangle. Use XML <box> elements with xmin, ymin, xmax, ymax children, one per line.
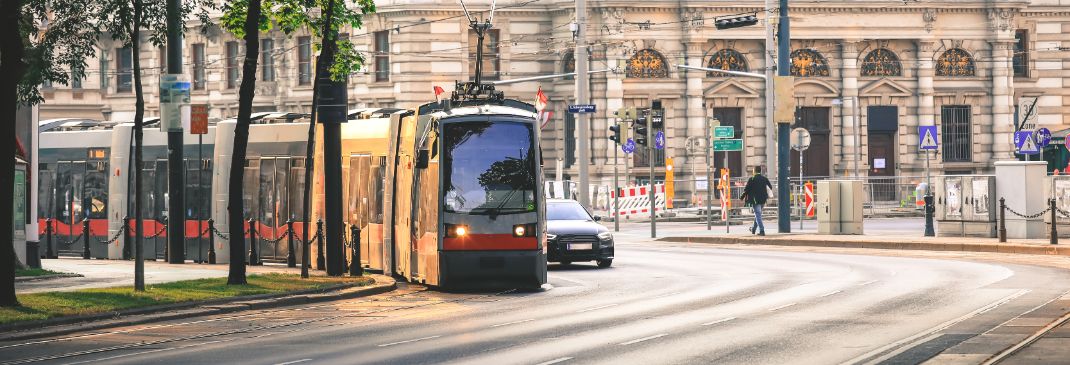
<box><xmin>563</xmin><ymin>52</ymin><xmax>575</xmax><ymax>74</ymax></box>
<box><xmin>790</xmin><ymin>49</ymin><xmax>830</xmax><ymax>77</ymax></box>
<box><xmin>626</xmin><ymin>49</ymin><xmax>669</xmax><ymax>78</ymax></box>
<box><xmin>707</xmin><ymin>49</ymin><xmax>748</xmax><ymax>75</ymax></box>
<box><xmin>936</xmin><ymin>48</ymin><xmax>976</xmax><ymax>77</ymax></box>
<box><xmin>861</xmin><ymin>48</ymin><xmax>902</xmax><ymax>77</ymax></box>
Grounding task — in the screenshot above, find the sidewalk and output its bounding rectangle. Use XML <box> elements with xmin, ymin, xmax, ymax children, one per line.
<box><xmin>19</xmin><ymin>258</ymin><xmax>316</xmax><ymax>294</ymax></box>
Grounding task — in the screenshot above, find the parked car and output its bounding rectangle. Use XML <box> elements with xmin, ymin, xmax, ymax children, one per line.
<box><xmin>545</xmin><ymin>199</ymin><xmax>614</xmax><ymax>268</ymax></box>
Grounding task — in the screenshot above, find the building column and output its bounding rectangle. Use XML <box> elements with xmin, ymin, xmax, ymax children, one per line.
<box><xmin>916</xmin><ymin>40</ymin><xmax>937</xmax><ymax>176</ymax></box>
<box><xmin>684</xmin><ymin>42</ymin><xmax>705</xmax><ymax>179</ymax></box>
<box><xmin>840</xmin><ymin>40</ymin><xmax>861</xmax><ymax>177</ymax></box>
<box><xmin>990</xmin><ymin>40</ymin><xmax>1016</xmax><ymax>162</ymax></box>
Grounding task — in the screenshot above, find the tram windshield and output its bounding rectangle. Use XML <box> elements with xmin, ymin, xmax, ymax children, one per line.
<box><xmin>443</xmin><ymin>120</ymin><xmax>536</xmax><ymax>216</ymax></box>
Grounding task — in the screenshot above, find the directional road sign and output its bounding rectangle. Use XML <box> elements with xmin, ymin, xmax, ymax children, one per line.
<box><xmin>713</xmin><ymin>126</ymin><xmax>734</xmax><ymax>139</ymax></box>
<box><xmin>567</xmin><ymin>104</ymin><xmax>597</xmax><ymax>114</ymax></box>
<box><xmin>654</xmin><ymin>130</ymin><xmax>666</xmax><ymax>150</ymax></box>
<box><xmin>791</xmin><ymin>127</ymin><xmax>811</xmax><ymax>151</ymax></box>
<box><xmin>622</xmin><ymin>138</ymin><xmax>636</xmax><ymax>154</ymax></box>
<box><xmin>713</xmin><ymin>139</ymin><xmax>743</xmax><ymax>151</ymax></box>
<box><xmin>919</xmin><ymin>126</ymin><xmax>939</xmax><ymax>150</ymax></box>
<box><xmin>1015</xmin><ymin>130</ymin><xmax>1039</xmax><ymax>155</ymax></box>
<box><xmin>1035</xmin><ymin>127</ymin><xmax>1052</xmax><ymax>148</ymax></box>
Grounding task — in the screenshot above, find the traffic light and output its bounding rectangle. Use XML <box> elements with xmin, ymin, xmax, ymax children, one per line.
<box><xmin>633</xmin><ymin>109</ymin><xmax>649</xmax><ymax>146</ymax></box>
<box><xmin>714</xmin><ymin>13</ymin><xmax>759</xmax><ymax>30</ymax></box>
<box><xmin>651</xmin><ymin>101</ymin><xmax>664</xmax><ymax>131</ymax></box>
<box><xmin>609</xmin><ymin>123</ymin><xmax>622</xmax><ymax>145</ymax></box>
<box><xmin>613</xmin><ymin>107</ymin><xmax>636</xmax><ymax>122</ymax></box>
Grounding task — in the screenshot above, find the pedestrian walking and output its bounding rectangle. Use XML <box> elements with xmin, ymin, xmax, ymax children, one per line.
<box><xmin>740</xmin><ymin>166</ymin><xmax>773</xmax><ymax>236</ymax></box>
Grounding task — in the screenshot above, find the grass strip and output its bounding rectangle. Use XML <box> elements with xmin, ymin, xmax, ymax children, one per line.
<box><xmin>1</xmin><ymin>273</ymin><xmax>372</xmax><ymax>324</ymax></box>
<box><xmin>15</xmin><ymin>268</ymin><xmax>64</xmax><ymax>277</ymax></box>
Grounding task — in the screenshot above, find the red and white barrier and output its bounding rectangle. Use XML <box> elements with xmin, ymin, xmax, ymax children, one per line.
<box><xmin>610</xmin><ymin>184</ymin><xmax>666</xmax><ymax>219</ymax></box>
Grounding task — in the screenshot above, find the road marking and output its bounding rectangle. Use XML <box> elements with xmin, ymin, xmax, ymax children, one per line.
<box><xmin>819</xmin><ymin>290</ymin><xmax>842</xmax><ymax>298</ymax></box>
<box><xmin>858</xmin><ymin>280</ymin><xmax>878</xmax><ymax>286</ymax></box>
<box><xmin>701</xmin><ymin>317</ymin><xmax>736</xmax><ymax>326</ymax></box>
<box><xmin>377</xmin><ymin>335</ymin><xmax>441</xmax><ymax>347</ymax></box>
<box><xmin>577</xmin><ymin>304</ymin><xmax>618</xmax><ymax>313</ymax></box>
<box><xmin>491</xmin><ymin>319</ymin><xmax>535</xmax><ymax>328</ymax></box>
<box><xmin>534</xmin><ymin>357</ymin><xmax>573</xmax><ymax>365</ymax></box>
<box><xmin>768</xmin><ymin>303</ymin><xmax>796</xmax><ymax>312</ymax></box>
<box><xmin>59</xmin><ymin>340</ymin><xmax>230</xmax><ymax>365</ymax></box>
<box><xmin>274</xmin><ymin>359</ymin><xmax>313</xmax><ymax>365</ymax></box>
<box><xmin>652</xmin><ymin>291</ymin><xmax>681</xmax><ymax>299</ymax></box>
<box><xmin>619</xmin><ymin>333</ymin><xmax>668</xmax><ymax>346</ymax></box>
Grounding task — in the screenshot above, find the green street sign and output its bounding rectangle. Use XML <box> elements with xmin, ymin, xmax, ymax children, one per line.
<box><xmin>712</xmin><ymin>139</ymin><xmax>744</xmax><ymax>151</ymax></box>
<box><xmin>713</xmin><ymin>126</ymin><xmax>735</xmax><ymax>139</ymax></box>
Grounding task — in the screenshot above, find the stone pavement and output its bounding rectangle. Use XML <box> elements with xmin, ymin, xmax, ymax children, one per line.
<box><xmin>18</xmin><ymin>258</ymin><xmax>314</xmax><ymax>294</ymax></box>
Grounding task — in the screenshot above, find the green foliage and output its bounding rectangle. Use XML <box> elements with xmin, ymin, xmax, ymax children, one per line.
<box><xmin>15</xmin><ymin>0</ymin><xmax>102</xmax><ymax>105</ymax></box>
<box><xmin>13</xmin><ymin>268</ymin><xmax>63</xmax><ymax>277</ymax></box>
<box><xmin>221</xmin><ymin>0</ymin><xmax>376</xmax><ymax>83</ymax></box>
<box><xmin>94</xmin><ymin>0</ymin><xmax>215</xmax><ymax>48</ymax></box>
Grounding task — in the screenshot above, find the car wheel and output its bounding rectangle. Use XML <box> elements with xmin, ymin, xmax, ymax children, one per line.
<box><xmin>560</xmin><ymin>261</ymin><xmax>572</xmax><ymax>265</ymax></box>
<box><xmin>596</xmin><ymin>259</ymin><xmax>612</xmax><ymax>268</ymax></box>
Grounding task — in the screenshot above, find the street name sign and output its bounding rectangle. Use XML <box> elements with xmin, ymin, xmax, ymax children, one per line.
<box><xmin>713</xmin><ymin>139</ymin><xmax>743</xmax><ymax>151</ymax></box>
<box><xmin>568</xmin><ymin>104</ymin><xmax>597</xmax><ymax>114</ymax></box>
<box><xmin>919</xmin><ymin>126</ymin><xmax>939</xmax><ymax>150</ymax></box>
<box><xmin>713</xmin><ymin>126</ymin><xmax>734</xmax><ymax>139</ymax></box>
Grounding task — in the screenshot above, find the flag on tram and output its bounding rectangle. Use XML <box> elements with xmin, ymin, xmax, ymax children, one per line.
<box><xmin>534</xmin><ymin>86</ymin><xmax>548</xmax><ymax>112</ymax></box>
<box><xmin>538</xmin><ymin>110</ymin><xmax>554</xmax><ymax>130</ymax></box>
<box><xmin>433</xmin><ymin>86</ymin><xmax>445</xmax><ymax>98</ymax></box>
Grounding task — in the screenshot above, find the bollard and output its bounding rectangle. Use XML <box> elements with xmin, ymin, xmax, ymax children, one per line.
<box><xmin>207</xmin><ymin>219</ymin><xmax>217</xmax><ymax>264</ymax></box>
<box><xmin>350</xmin><ymin>225</ymin><xmax>361</xmax><ymax>277</ymax></box>
<box><xmin>82</xmin><ymin>218</ymin><xmax>91</xmax><ymax>259</ymax></box>
<box><xmin>159</xmin><ymin>217</ymin><xmax>167</xmax><ymax>262</ymax></box>
<box><xmin>316</xmin><ymin>219</ymin><xmax>325</xmax><ymax>271</ymax></box>
<box><xmin>286</xmin><ymin>219</ymin><xmax>297</xmax><ymax>268</ymax></box>
<box><xmin>248</xmin><ymin>218</ymin><xmax>260</xmax><ymax>266</ymax></box>
<box><xmin>1051</xmin><ymin>198</ymin><xmax>1059</xmax><ymax>245</ymax></box>
<box><xmin>122</xmin><ymin>217</ymin><xmax>131</xmax><ymax>260</ymax></box>
<box><xmin>45</xmin><ymin>218</ymin><xmax>55</xmax><ymax>259</ymax></box>
<box><xmin>924</xmin><ymin>194</ymin><xmax>935</xmax><ymax>237</ymax></box>
<box><xmin>999</xmin><ymin>198</ymin><xmax>1007</xmax><ymax>243</ymax></box>
<box><xmin>341</xmin><ymin>223</ymin><xmax>349</xmax><ymax>273</ymax></box>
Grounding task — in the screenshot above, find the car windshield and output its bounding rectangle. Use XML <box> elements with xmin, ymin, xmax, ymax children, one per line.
<box><xmin>442</xmin><ymin>120</ymin><xmax>536</xmax><ymax>215</ymax></box>
<box><xmin>547</xmin><ymin>202</ymin><xmax>592</xmax><ymax>221</ymax></box>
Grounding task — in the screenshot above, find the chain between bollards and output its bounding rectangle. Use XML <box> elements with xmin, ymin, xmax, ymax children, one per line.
<box><xmin>350</xmin><ymin>225</ymin><xmax>361</xmax><ymax>277</ymax></box>
<box><xmin>316</xmin><ymin>219</ymin><xmax>325</xmax><ymax>271</ymax></box>
<box><xmin>1051</xmin><ymin>198</ymin><xmax>1059</xmax><ymax>245</ymax></box>
<box><xmin>82</xmin><ymin>218</ymin><xmax>91</xmax><ymax>259</ymax></box>
<box><xmin>286</xmin><ymin>220</ymin><xmax>297</xmax><ymax>268</ymax></box>
<box><xmin>207</xmin><ymin>219</ymin><xmax>217</xmax><ymax>264</ymax></box>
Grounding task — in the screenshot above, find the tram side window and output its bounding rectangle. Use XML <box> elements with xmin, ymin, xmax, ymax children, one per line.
<box><xmin>85</xmin><ymin>163</ymin><xmax>108</xmax><ymax>220</ymax></box>
<box><xmin>370</xmin><ymin>162</ymin><xmax>384</xmax><ymax>224</ymax></box>
<box><xmin>37</xmin><ymin>164</ymin><xmax>53</xmax><ymax>220</ymax></box>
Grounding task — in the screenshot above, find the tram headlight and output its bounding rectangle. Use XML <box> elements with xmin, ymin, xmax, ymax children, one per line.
<box><xmin>597</xmin><ymin>232</ymin><xmax>613</xmax><ymax>241</ymax></box>
<box><xmin>446</xmin><ymin>224</ymin><xmax>470</xmax><ymax>238</ymax></box>
<box><xmin>513</xmin><ymin>225</ymin><xmax>526</xmax><ymax>237</ymax></box>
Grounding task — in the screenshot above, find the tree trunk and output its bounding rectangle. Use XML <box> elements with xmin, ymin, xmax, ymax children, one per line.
<box><xmin>0</xmin><ymin>0</ymin><xmax>26</xmax><ymax>307</ymax></box>
<box><xmin>227</xmin><ymin>0</ymin><xmax>263</xmax><ymax>285</ymax></box>
<box><xmin>300</xmin><ymin>0</ymin><xmax>337</xmax><ymax>279</ymax></box>
<box><xmin>131</xmin><ymin>0</ymin><xmax>146</xmax><ymax>291</ymax></box>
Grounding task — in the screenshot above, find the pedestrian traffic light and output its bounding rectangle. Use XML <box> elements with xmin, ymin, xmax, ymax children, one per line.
<box><xmin>609</xmin><ymin>123</ymin><xmax>622</xmax><ymax>145</ymax></box>
<box><xmin>714</xmin><ymin>14</ymin><xmax>759</xmax><ymax>30</ymax></box>
<box><xmin>651</xmin><ymin>101</ymin><xmax>664</xmax><ymax>131</ymax></box>
<box><xmin>633</xmin><ymin>109</ymin><xmax>649</xmax><ymax>146</ymax></box>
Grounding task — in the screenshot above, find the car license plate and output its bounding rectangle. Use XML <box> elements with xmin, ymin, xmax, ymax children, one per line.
<box><xmin>568</xmin><ymin>243</ymin><xmax>593</xmax><ymax>250</ymax></box>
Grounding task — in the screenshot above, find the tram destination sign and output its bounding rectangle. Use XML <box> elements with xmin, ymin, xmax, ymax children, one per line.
<box><xmin>568</xmin><ymin>104</ymin><xmax>597</xmax><ymax>114</ymax></box>
<box><xmin>713</xmin><ymin>139</ymin><xmax>743</xmax><ymax>152</ymax></box>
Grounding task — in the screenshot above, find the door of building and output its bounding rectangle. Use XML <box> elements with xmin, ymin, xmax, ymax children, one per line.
<box><xmin>790</xmin><ymin>107</ymin><xmax>830</xmax><ymax>178</ymax></box>
<box><xmin>868</xmin><ymin>106</ymin><xmax>898</xmax><ymax>201</ymax></box>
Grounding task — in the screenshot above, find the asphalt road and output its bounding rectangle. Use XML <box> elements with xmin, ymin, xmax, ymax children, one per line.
<box><xmin>3</xmin><ymin>232</ymin><xmax>1070</xmax><ymax>365</ymax></box>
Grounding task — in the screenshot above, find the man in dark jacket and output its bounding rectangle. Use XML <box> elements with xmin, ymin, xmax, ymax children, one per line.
<box><xmin>740</xmin><ymin>166</ymin><xmax>773</xmax><ymax>235</ymax></box>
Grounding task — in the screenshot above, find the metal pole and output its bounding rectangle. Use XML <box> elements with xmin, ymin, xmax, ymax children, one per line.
<box><xmin>248</xmin><ymin>218</ymin><xmax>259</xmax><ymax>265</ymax></box>
<box><xmin>575</xmin><ymin>0</ymin><xmax>590</xmax><ymax>210</ymax></box>
<box><xmin>649</xmin><ymin>125</ymin><xmax>656</xmax><ymax>238</ymax></box>
<box><xmin>776</xmin><ymin>0</ymin><xmax>791</xmax><ymax>233</ymax></box>
<box><xmin>316</xmin><ymin>219</ymin><xmax>325</xmax><ymax>270</ymax></box>
<box><xmin>82</xmin><ymin>218</ymin><xmax>91</xmax><ymax>259</ymax></box>
<box><xmin>799</xmin><ymin>149</ymin><xmax>804</xmax><ymax>230</ymax></box>
<box><xmin>854</xmin><ymin>97</ymin><xmax>861</xmax><ymax>178</ymax></box>
<box><xmin>208</xmin><ymin>218</ymin><xmax>216</xmax><ymax>264</ymax></box>
<box><xmin>287</xmin><ymin>219</ymin><xmax>296</xmax><ymax>267</ymax></box>
<box><xmin>764</xmin><ymin>0</ymin><xmax>776</xmax><ymax>184</ymax></box>
<box><xmin>350</xmin><ymin>225</ymin><xmax>362</xmax><ymax>276</ymax></box>
<box><xmin>1051</xmin><ymin>198</ymin><xmax>1059</xmax><ymax>245</ymax></box>
<box><xmin>706</xmin><ymin>119</ymin><xmax>713</xmax><ymax>230</ymax></box>
<box><xmin>45</xmin><ymin>218</ymin><xmax>53</xmax><ymax>259</ymax></box>
<box><xmin>323</xmin><ymin>122</ymin><xmax>345</xmax><ymax>276</ymax></box>
<box><xmin>725</xmin><ymin>156</ymin><xmax>730</xmax><ymax>234</ymax></box>
<box><xmin>999</xmin><ymin>197</ymin><xmax>1007</xmax><ymax>243</ymax></box>
<box><xmin>198</xmin><ymin>135</ymin><xmax>203</xmax><ymax>263</ymax></box>
<box><xmin>613</xmin><ymin>144</ymin><xmax>620</xmax><ymax>232</ymax></box>
<box><xmin>166</xmin><ymin>0</ymin><xmax>185</xmax><ymax>264</ymax></box>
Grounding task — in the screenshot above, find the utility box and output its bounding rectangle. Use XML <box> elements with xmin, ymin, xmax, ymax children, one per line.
<box><xmin>934</xmin><ymin>175</ymin><xmax>996</xmax><ymax>237</ymax></box>
<box><xmin>817</xmin><ymin>180</ymin><xmax>864</xmax><ymax>235</ymax></box>
<box><xmin>995</xmin><ymin>161</ymin><xmax>1047</xmax><ymax>239</ymax></box>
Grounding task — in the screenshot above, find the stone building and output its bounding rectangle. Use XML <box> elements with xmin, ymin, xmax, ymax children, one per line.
<box><xmin>41</xmin><ymin>0</ymin><xmax>1070</xmax><ymax>205</ymax></box>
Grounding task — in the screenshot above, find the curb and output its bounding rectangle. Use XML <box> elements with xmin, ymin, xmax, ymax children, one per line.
<box><xmin>0</xmin><ymin>275</ymin><xmax>396</xmax><ymax>342</ymax></box>
<box><xmin>14</xmin><ymin>273</ymin><xmax>83</xmax><ymax>283</ymax></box>
<box><xmin>658</xmin><ymin>236</ymin><xmax>1070</xmax><ymax>256</ymax></box>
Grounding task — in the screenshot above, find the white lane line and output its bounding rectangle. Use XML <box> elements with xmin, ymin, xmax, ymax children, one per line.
<box><xmin>819</xmin><ymin>290</ymin><xmax>842</xmax><ymax>298</ymax></box>
<box><xmin>491</xmin><ymin>319</ymin><xmax>535</xmax><ymax>328</ymax></box>
<box><xmin>768</xmin><ymin>303</ymin><xmax>796</xmax><ymax>312</ymax></box>
<box><xmin>59</xmin><ymin>340</ymin><xmax>230</xmax><ymax>365</ymax></box>
<box><xmin>377</xmin><ymin>335</ymin><xmax>441</xmax><ymax>347</ymax></box>
<box><xmin>274</xmin><ymin>359</ymin><xmax>313</xmax><ymax>365</ymax></box>
<box><xmin>858</xmin><ymin>280</ymin><xmax>878</xmax><ymax>286</ymax></box>
<box><xmin>576</xmin><ymin>304</ymin><xmax>618</xmax><ymax>313</ymax></box>
<box><xmin>619</xmin><ymin>333</ymin><xmax>668</xmax><ymax>346</ymax></box>
<box><xmin>534</xmin><ymin>357</ymin><xmax>574</xmax><ymax>365</ymax></box>
<box><xmin>701</xmin><ymin>317</ymin><xmax>737</xmax><ymax>326</ymax></box>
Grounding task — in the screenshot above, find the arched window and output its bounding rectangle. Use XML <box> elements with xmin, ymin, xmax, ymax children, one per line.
<box><xmin>936</xmin><ymin>48</ymin><xmax>975</xmax><ymax>77</ymax></box>
<box><xmin>707</xmin><ymin>49</ymin><xmax>748</xmax><ymax>76</ymax></box>
<box><xmin>626</xmin><ymin>49</ymin><xmax>669</xmax><ymax>78</ymax></box>
<box><xmin>861</xmin><ymin>48</ymin><xmax>902</xmax><ymax>77</ymax></box>
<box><xmin>790</xmin><ymin>49</ymin><xmax>830</xmax><ymax>77</ymax></box>
<box><xmin>562</xmin><ymin>52</ymin><xmax>576</xmax><ymax>74</ymax></box>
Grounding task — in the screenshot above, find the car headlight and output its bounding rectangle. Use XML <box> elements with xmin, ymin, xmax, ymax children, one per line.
<box><xmin>546</xmin><ymin>233</ymin><xmax>557</xmax><ymax>241</ymax></box>
<box><xmin>597</xmin><ymin>232</ymin><xmax>613</xmax><ymax>241</ymax></box>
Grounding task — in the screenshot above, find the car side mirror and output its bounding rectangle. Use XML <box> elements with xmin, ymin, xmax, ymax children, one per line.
<box><xmin>593</xmin><ymin>216</ymin><xmax>602</xmax><ymax>222</ymax></box>
<box><xmin>415</xmin><ymin>149</ymin><xmax>429</xmax><ymax>169</ymax></box>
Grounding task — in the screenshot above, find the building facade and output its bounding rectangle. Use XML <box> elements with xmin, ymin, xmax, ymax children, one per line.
<box><xmin>41</xmin><ymin>0</ymin><xmax>1070</xmax><ymax>205</ymax></box>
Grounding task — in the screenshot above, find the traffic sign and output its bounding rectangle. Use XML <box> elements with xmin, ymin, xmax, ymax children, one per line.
<box><xmin>713</xmin><ymin>139</ymin><xmax>743</xmax><ymax>151</ymax></box>
<box><xmin>190</xmin><ymin>104</ymin><xmax>209</xmax><ymax>135</ymax></box>
<box><xmin>719</xmin><ymin>168</ymin><xmax>731</xmax><ymax>221</ymax></box>
<box><xmin>791</xmin><ymin>128</ymin><xmax>811</xmax><ymax>151</ymax></box>
<box><xmin>622</xmin><ymin>138</ymin><xmax>636</xmax><ymax>154</ymax></box>
<box><xmin>713</xmin><ymin>126</ymin><xmax>734</xmax><ymax>139</ymax></box>
<box><xmin>159</xmin><ymin>74</ymin><xmax>191</xmax><ymax>132</ymax></box>
<box><xmin>1019</xmin><ymin>97</ymin><xmax>1038</xmax><ymax>130</ymax></box>
<box><xmin>1015</xmin><ymin>130</ymin><xmax>1039</xmax><ymax>155</ymax></box>
<box><xmin>804</xmin><ymin>182</ymin><xmax>815</xmax><ymax>217</ymax></box>
<box><xmin>919</xmin><ymin>126</ymin><xmax>939</xmax><ymax>150</ymax></box>
<box><xmin>1035</xmin><ymin>127</ymin><xmax>1052</xmax><ymax>148</ymax></box>
<box><xmin>654</xmin><ymin>130</ymin><xmax>666</xmax><ymax>150</ymax></box>
<box><xmin>567</xmin><ymin>104</ymin><xmax>597</xmax><ymax>114</ymax></box>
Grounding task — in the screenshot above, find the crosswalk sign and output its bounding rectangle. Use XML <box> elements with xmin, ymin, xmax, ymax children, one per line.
<box><xmin>919</xmin><ymin>126</ymin><xmax>938</xmax><ymax>150</ymax></box>
<box><xmin>1015</xmin><ymin>130</ymin><xmax>1039</xmax><ymax>155</ymax></box>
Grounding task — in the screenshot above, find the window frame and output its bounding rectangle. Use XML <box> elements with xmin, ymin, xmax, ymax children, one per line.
<box><xmin>298</xmin><ymin>36</ymin><xmax>312</xmax><ymax>86</ymax></box>
<box><xmin>468</xmin><ymin>29</ymin><xmax>500</xmax><ymax>81</ymax></box>
<box><xmin>860</xmin><ymin>48</ymin><xmax>902</xmax><ymax>77</ymax></box>
<box><xmin>116</xmin><ymin>47</ymin><xmax>133</xmax><ymax>93</ymax></box>
<box><xmin>936</xmin><ymin>48</ymin><xmax>976</xmax><ymax>77</ymax></box>
<box><xmin>1013</xmin><ymin>30</ymin><xmax>1029</xmax><ymax>78</ymax></box>
<box><xmin>789</xmin><ymin>49</ymin><xmax>831</xmax><ymax>77</ymax></box>
<box><xmin>940</xmin><ymin>105</ymin><xmax>972</xmax><ymax>163</ymax></box>
<box><xmin>374</xmin><ymin>30</ymin><xmax>390</xmax><ymax>82</ymax></box>
<box><xmin>625</xmin><ymin>49</ymin><xmax>670</xmax><ymax>79</ymax></box>
<box><xmin>192</xmin><ymin>43</ymin><xmax>206</xmax><ymax>90</ymax></box>
<box><xmin>226</xmin><ymin>41</ymin><xmax>240</xmax><ymax>89</ymax></box>
<box><xmin>260</xmin><ymin>38</ymin><xmax>275</xmax><ymax>82</ymax></box>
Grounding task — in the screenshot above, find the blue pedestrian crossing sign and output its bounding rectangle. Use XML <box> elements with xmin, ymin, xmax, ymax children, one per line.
<box><xmin>918</xmin><ymin>126</ymin><xmax>939</xmax><ymax>150</ymax></box>
<box><xmin>1015</xmin><ymin>130</ymin><xmax>1039</xmax><ymax>155</ymax></box>
<box><xmin>622</xmin><ymin>138</ymin><xmax>636</xmax><ymax>154</ymax></box>
<box><xmin>654</xmin><ymin>130</ymin><xmax>666</xmax><ymax>150</ymax></box>
<box><xmin>1035</xmin><ymin>127</ymin><xmax>1052</xmax><ymax>148</ymax></box>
